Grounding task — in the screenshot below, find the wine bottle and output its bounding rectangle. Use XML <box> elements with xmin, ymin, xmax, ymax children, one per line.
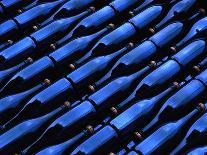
<box><xmin>0</xmin><ymin>0</ymin><xmax>34</xmax><ymax>17</ymax></box>
<box><xmin>70</xmin><ymin>83</ymin><xmax>179</xmax><ymax>155</ymax></box>
<box><xmin>171</xmin><ymin>111</ymin><xmax>207</xmax><ymax>154</ymax></box>
<box><xmin>19</xmin><ymin>63</ymin><xmax>156</xmax><ymax>152</ymax></box>
<box><xmin>0</xmin><ymin>25</ymin><xmax>113</xmax><ymax>96</ymax></box>
<box><xmin>0</xmin><ymin>0</ymin><xmax>67</xmax><ymax>42</ymax></box>
<box><xmin>187</xmin><ymin>145</ymin><xmax>207</xmax><ymax>155</ymax></box>
<box><xmin>73</xmin><ymin>5</ymin><xmax>164</xmax><ymax>65</ymax></box>
<box><xmin>92</xmin><ymin>23</ymin><xmax>182</xmax><ymax>91</ymax></box>
<box><xmin>56</xmin><ymin>0</ymin><xmax>142</xmax><ymax>47</ymax></box>
<box><xmin>130</xmin><ymin>0</ymin><xmax>178</xmax><ymax>15</ymax></box>
<box><xmin>28</xmin><ymin>124</ymin><xmax>102</xmax><ymax>154</ymax></box>
<box><xmin>90</xmin><ymin>9</ymin><xmax>204</xmax><ymax>90</ymax></box>
<box><xmin>0</xmin><ymin>105</ymin><xmax>68</xmax><ymax>154</ymax></box>
<box><xmin>0</xmin><ymin>79</ymin><xmax>51</xmax><ymax>126</ymax></box>
<box><xmin>3</xmin><ymin>78</ymin><xmax>75</xmax><ymax>129</ymax></box>
<box><xmin>39</xmin><ymin>0</ymin><xmax>96</xmax><ymax>27</ymax></box>
<box><xmin>66</xmin><ymin>43</ymin><xmax>133</xmax><ymax>92</ymax></box>
<box><xmin>0</xmin><ymin>7</ymin><xmax>94</xmax><ymax>67</ymax></box>
<box><xmin>131</xmin><ymin>104</ymin><xmax>205</xmax><ymax>154</ymax></box>
<box><xmin>150</xmin><ymin>0</ymin><xmax>198</xmax><ymax>32</ymax></box>
<box><xmin>141</xmin><ymin>68</ymin><xmax>207</xmax><ymax>135</ymax></box>
<box><xmin>172</xmin><ymin>16</ymin><xmax>207</xmax><ymax>52</ymax></box>
<box><xmin>0</xmin><ymin>57</ymin><xmax>33</xmax><ymax>87</ymax></box>
<box><xmin>106</xmin><ymin>38</ymin><xmax>207</xmax><ymax>110</ymax></box>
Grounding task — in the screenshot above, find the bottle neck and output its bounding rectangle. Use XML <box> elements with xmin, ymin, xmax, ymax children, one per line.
<box><xmin>89</xmin><ymin>25</ymin><xmax>112</xmax><ymax>41</ymax></box>
<box><xmin>107</xmin><ymin>43</ymin><xmax>133</xmax><ymax>60</ymax></box>
<box><xmin>150</xmin><ymin>84</ymin><xmax>178</xmax><ymax>104</ymax></box>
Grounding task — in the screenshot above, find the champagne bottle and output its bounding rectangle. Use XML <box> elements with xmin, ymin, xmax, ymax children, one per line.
<box><xmin>0</xmin><ymin>79</ymin><xmax>51</xmax><ymax>126</ymax></box>
<box><xmin>172</xmin><ymin>16</ymin><xmax>207</xmax><ymax>52</ymax></box>
<box><xmin>130</xmin><ymin>0</ymin><xmax>178</xmax><ymax>15</ymax></box>
<box><xmin>0</xmin><ymin>57</ymin><xmax>33</xmax><ymax>87</ymax></box>
<box><xmin>0</xmin><ymin>7</ymin><xmax>94</xmax><ymax>67</ymax></box>
<box><xmin>90</xmin><ymin>22</ymin><xmax>184</xmax><ymax>90</ymax></box>
<box><xmin>0</xmin><ymin>105</ymin><xmax>68</xmax><ymax>154</ymax></box>
<box><xmin>90</xmin><ymin>9</ymin><xmax>204</xmax><ymax>90</ymax></box>
<box><xmin>0</xmin><ymin>0</ymin><xmax>67</xmax><ymax>42</ymax></box>
<box><xmin>171</xmin><ymin>111</ymin><xmax>207</xmax><ymax>154</ymax></box>
<box><xmin>20</xmin><ymin>63</ymin><xmax>156</xmax><ymax>152</ymax></box>
<box><xmin>28</xmin><ymin>124</ymin><xmax>101</xmax><ymax>154</ymax></box>
<box><xmin>131</xmin><ymin>104</ymin><xmax>205</xmax><ymax>154</ymax></box>
<box><xmin>150</xmin><ymin>0</ymin><xmax>198</xmax><ymax>32</ymax></box>
<box><xmin>73</xmin><ymin>5</ymin><xmax>164</xmax><ymax>65</ymax></box>
<box><xmin>107</xmin><ymin>38</ymin><xmax>207</xmax><ymax>110</ymax></box>
<box><xmin>55</xmin><ymin>0</ymin><xmax>149</xmax><ymax>47</ymax></box>
<box><xmin>0</xmin><ymin>25</ymin><xmax>113</xmax><ymax>96</ymax></box>
<box><xmin>0</xmin><ymin>0</ymin><xmax>34</xmax><ymax>17</ymax></box>
<box><xmin>66</xmin><ymin>43</ymin><xmax>133</xmax><ymax>91</ymax></box>
<box><xmin>3</xmin><ymin>78</ymin><xmax>74</xmax><ymax>129</ymax></box>
<box><xmin>40</xmin><ymin>0</ymin><xmax>96</xmax><ymax>27</ymax></box>
<box><xmin>71</xmin><ymin>83</ymin><xmax>179</xmax><ymax>155</ymax></box>
<box><xmin>141</xmin><ymin>68</ymin><xmax>207</xmax><ymax>135</ymax></box>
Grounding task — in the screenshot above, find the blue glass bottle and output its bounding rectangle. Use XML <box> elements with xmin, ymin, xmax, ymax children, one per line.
<box><xmin>0</xmin><ymin>105</ymin><xmax>67</xmax><ymax>154</ymax></box>
<box><xmin>114</xmin><ymin>39</ymin><xmax>206</xmax><ymax>108</ymax></box>
<box><xmin>171</xmin><ymin>111</ymin><xmax>207</xmax><ymax>154</ymax></box>
<box><xmin>74</xmin><ymin>5</ymin><xmax>163</xmax><ymax>65</ymax></box>
<box><xmin>0</xmin><ymin>0</ymin><xmax>66</xmax><ymax>41</ymax></box>
<box><xmin>20</xmin><ymin>64</ymin><xmax>155</xmax><ymax>152</ymax></box>
<box><xmin>0</xmin><ymin>79</ymin><xmax>50</xmax><ymax>126</ymax></box>
<box><xmin>0</xmin><ymin>25</ymin><xmax>113</xmax><ymax>96</ymax></box>
<box><xmin>152</xmin><ymin>0</ymin><xmax>197</xmax><ymax>31</ymax></box>
<box><xmin>141</xmin><ymin>68</ymin><xmax>207</xmax><ymax>134</ymax></box>
<box><xmin>57</xmin><ymin>0</ymin><xmax>141</xmax><ymax>46</ymax></box>
<box><xmin>133</xmin><ymin>104</ymin><xmax>205</xmax><ymax>154</ymax></box>
<box><xmin>92</xmin><ymin>21</ymin><xmax>184</xmax><ymax>89</ymax></box>
<box><xmin>0</xmin><ymin>7</ymin><xmax>94</xmax><ymax>67</ymax></box>
<box><xmin>71</xmin><ymin>83</ymin><xmax>179</xmax><ymax>154</ymax></box>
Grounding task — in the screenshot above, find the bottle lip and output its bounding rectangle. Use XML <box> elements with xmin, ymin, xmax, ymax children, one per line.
<box><xmin>172</xmin><ymin>81</ymin><xmax>180</xmax><ymax>89</ymax></box>
<box><xmin>25</xmin><ymin>57</ymin><xmax>33</xmax><ymax>63</ymax></box>
<box><xmin>193</xmin><ymin>65</ymin><xmax>201</xmax><ymax>73</ymax></box>
<box><xmin>44</xmin><ymin>79</ymin><xmax>51</xmax><ymax>86</ymax></box>
<box><xmin>110</xmin><ymin>107</ymin><xmax>118</xmax><ymax>115</ymax></box>
<box><xmin>126</xmin><ymin>42</ymin><xmax>134</xmax><ymax>49</ymax></box>
<box><xmin>170</xmin><ymin>46</ymin><xmax>177</xmax><ymax>53</ymax></box>
<box><xmin>149</xmin><ymin>27</ymin><xmax>156</xmax><ymax>34</ymax></box>
<box><xmin>64</xmin><ymin>101</ymin><xmax>71</xmax><ymax>108</ymax></box>
<box><xmin>107</xmin><ymin>23</ymin><xmax>115</xmax><ymax>30</ymax></box>
<box><xmin>86</xmin><ymin>125</ymin><xmax>94</xmax><ymax>134</ymax></box>
<box><xmin>88</xmin><ymin>84</ymin><xmax>96</xmax><ymax>93</ymax></box>
<box><xmin>69</xmin><ymin>63</ymin><xmax>76</xmax><ymax>71</ymax></box>
<box><xmin>199</xmin><ymin>8</ymin><xmax>206</xmax><ymax>16</ymax></box>
<box><xmin>134</xmin><ymin>131</ymin><xmax>143</xmax><ymax>140</ymax></box>
<box><xmin>197</xmin><ymin>103</ymin><xmax>206</xmax><ymax>112</ymax></box>
<box><xmin>88</xmin><ymin>6</ymin><xmax>96</xmax><ymax>13</ymax></box>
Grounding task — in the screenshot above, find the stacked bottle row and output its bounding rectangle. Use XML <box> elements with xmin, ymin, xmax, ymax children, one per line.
<box><xmin>1</xmin><ymin>0</ymin><xmax>207</xmax><ymax>154</ymax></box>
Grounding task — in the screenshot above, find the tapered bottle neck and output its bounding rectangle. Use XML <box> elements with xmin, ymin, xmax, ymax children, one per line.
<box><xmin>151</xmin><ymin>83</ymin><xmax>179</xmax><ymax>104</ymax></box>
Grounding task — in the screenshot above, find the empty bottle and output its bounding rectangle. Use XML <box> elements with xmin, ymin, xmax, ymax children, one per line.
<box><xmin>0</xmin><ymin>79</ymin><xmax>51</xmax><ymax>126</ymax></box>
<box><xmin>56</xmin><ymin>0</ymin><xmax>142</xmax><ymax>47</ymax></box>
<box><xmin>141</xmin><ymin>68</ymin><xmax>207</xmax><ymax>135</ymax></box>
<box><xmin>0</xmin><ymin>24</ymin><xmax>113</xmax><ymax>96</ymax></box>
<box><xmin>171</xmin><ymin>111</ymin><xmax>207</xmax><ymax>154</ymax></box>
<box><xmin>0</xmin><ymin>7</ymin><xmax>94</xmax><ymax>68</ymax></box>
<box><xmin>130</xmin><ymin>103</ymin><xmax>205</xmax><ymax>154</ymax></box>
<box><xmin>71</xmin><ymin>82</ymin><xmax>179</xmax><ymax>154</ymax></box>
<box><xmin>0</xmin><ymin>0</ymin><xmax>67</xmax><ymax>42</ymax></box>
